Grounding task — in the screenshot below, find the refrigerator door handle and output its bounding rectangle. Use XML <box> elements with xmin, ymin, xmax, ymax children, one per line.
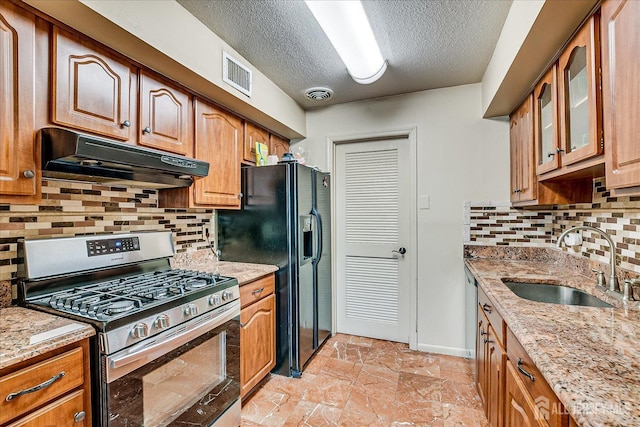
<box><xmin>311</xmin><ymin>209</ymin><xmax>322</xmax><ymax>263</ymax></box>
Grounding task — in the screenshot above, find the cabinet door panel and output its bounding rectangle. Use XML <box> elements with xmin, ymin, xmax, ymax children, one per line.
<box><xmin>535</xmin><ymin>67</ymin><xmax>560</xmax><ymax>175</ymax></box>
<box><xmin>139</xmin><ymin>72</ymin><xmax>192</xmax><ymax>156</ymax></box>
<box><xmin>6</xmin><ymin>390</ymin><xmax>86</xmax><ymax>427</ymax></box>
<box><xmin>0</xmin><ymin>3</ymin><xmax>38</xmax><ymax>199</ymax></box>
<box><xmin>487</xmin><ymin>326</ymin><xmax>504</xmax><ymax>427</ymax></box>
<box><xmin>194</xmin><ymin>99</ymin><xmax>241</xmax><ymax>208</ymax></box>
<box><xmin>244</xmin><ymin>122</ymin><xmax>269</xmax><ymax>163</ymax></box>
<box><xmin>504</xmin><ymin>362</ymin><xmax>547</xmax><ymax>427</ymax></box>
<box><xmin>240</xmin><ymin>293</ymin><xmax>276</xmax><ymax>397</ymax></box>
<box><xmin>476</xmin><ymin>306</ymin><xmax>488</xmax><ymax>410</ymax></box>
<box><xmin>602</xmin><ymin>0</ymin><xmax>640</xmax><ymax>189</ymax></box>
<box><xmin>269</xmin><ymin>134</ymin><xmax>290</xmax><ymax>160</ymax></box>
<box><xmin>53</xmin><ymin>27</ymin><xmax>133</xmax><ymax>141</ymax></box>
<box><xmin>559</xmin><ymin>14</ymin><xmax>602</xmax><ymax>166</ymax></box>
<box><xmin>510</xmin><ymin>95</ymin><xmax>536</xmax><ymax>203</ymax></box>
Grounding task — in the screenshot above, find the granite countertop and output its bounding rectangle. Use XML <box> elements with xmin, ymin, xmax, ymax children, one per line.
<box><xmin>0</xmin><ymin>307</ymin><xmax>95</xmax><ymax>371</ymax></box>
<box><xmin>465</xmin><ymin>257</ymin><xmax>640</xmax><ymax>426</ymax></box>
<box><xmin>171</xmin><ymin>250</ymin><xmax>278</xmax><ymax>285</ymax></box>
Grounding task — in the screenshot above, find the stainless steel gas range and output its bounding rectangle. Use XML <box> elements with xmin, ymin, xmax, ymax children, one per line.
<box><xmin>18</xmin><ymin>231</ymin><xmax>241</xmax><ymax>427</ymax></box>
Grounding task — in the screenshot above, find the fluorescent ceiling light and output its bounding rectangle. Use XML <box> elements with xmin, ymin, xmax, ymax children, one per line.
<box><xmin>305</xmin><ymin>0</ymin><xmax>387</xmax><ymax>84</ymax></box>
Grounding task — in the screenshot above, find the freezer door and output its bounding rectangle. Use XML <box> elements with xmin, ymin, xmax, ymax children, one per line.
<box><xmin>296</xmin><ymin>165</ymin><xmax>315</xmax><ymax>372</ymax></box>
<box><xmin>314</xmin><ymin>171</ymin><xmax>332</xmax><ymax>348</ymax></box>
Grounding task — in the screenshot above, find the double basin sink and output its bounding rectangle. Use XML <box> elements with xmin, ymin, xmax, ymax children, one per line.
<box><xmin>502</xmin><ymin>281</ymin><xmax>612</xmax><ymax>308</ymax></box>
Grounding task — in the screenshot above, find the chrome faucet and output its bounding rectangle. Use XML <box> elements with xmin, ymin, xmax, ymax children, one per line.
<box><xmin>557</xmin><ymin>226</ymin><xmax>619</xmax><ymax>292</ymax></box>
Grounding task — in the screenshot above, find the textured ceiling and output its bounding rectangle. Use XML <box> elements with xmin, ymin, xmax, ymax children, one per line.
<box><xmin>177</xmin><ymin>0</ymin><xmax>513</xmax><ymax>110</ymax></box>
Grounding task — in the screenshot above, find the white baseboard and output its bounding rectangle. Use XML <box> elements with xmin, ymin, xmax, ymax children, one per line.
<box><xmin>417</xmin><ymin>343</ymin><xmax>475</xmax><ymax>359</ymax></box>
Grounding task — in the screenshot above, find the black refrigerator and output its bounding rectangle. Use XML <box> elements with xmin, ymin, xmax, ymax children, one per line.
<box><xmin>217</xmin><ymin>162</ymin><xmax>331</xmax><ymax>377</ymax></box>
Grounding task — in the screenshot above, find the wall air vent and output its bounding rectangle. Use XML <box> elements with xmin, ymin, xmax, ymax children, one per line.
<box><xmin>223</xmin><ymin>52</ymin><xmax>252</xmax><ymax>97</ymax></box>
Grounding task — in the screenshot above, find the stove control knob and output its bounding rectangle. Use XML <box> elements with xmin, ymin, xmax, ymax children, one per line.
<box><xmin>154</xmin><ymin>315</ymin><xmax>170</xmax><ymax>329</ymax></box>
<box><xmin>130</xmin><ymin>323</ymin><xmax>148</xmax><ymax>339</ymax></box>
<box><xmin>222</xmin><ymin>290</ymin><xmax>234</xmax><ymax>301</ymax></box>
<box><xmin>184</xmin><ymin>303</ymin><xmax>198</xmax><ymax>317</ymax></box>
<box><xmin>209</xmin><ymin>294</ymin><xmax>221</xmax><ymax>306</ymax></box>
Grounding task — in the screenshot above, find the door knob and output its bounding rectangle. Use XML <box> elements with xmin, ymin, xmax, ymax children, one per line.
<box><xmin>392</xmin><ymin>247</ymin><xmax>407</xmax><ymax>255</ymax></box>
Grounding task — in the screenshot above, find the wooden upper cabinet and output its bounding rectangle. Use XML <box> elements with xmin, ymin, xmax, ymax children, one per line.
<box><xmin>602</xmin><ymin>0</ymin><xmax>640</xmax><ymax>190</ymax></box>
<box><xmin>269</xmin><ymin>134</ymin><xmax>290</xmax><ymax>160</ymax></box>
<box><xmin>52</xmin><ymin>26</ymin><xmax>135</xmax><ymax>141</ymax></box>
<box><xmin>534</xmin><ymin>66</ymin><xmax>560</xmax><ymax>175</ymax></box>
<box><xmin>194</xmin><ymin>99</ymin><xmax>242</xmax><ymax>207</ymax></box>
<box><xmin>0</xmin><ymin>2</ymin><xmax>39</xmax><ymax>202</ymax></box>
<box><xmin>159</xmin><ymin>99</ymin><xmax>242</xmax><ymax>209</ymax></box>
<box><xmin>558</xmin><ymin>14</ymin><xmax>602</xmax><ymax>166</ymax></box>
<box><xmin>138</xmin><ymin>71</ymin><xmax>192</xmax><ymax>156</ymax></box>
<box><xmin>244</xmin><ymin>122</ymin><xmax>269</xmax><ymax>163</ymax></box>
<box><xmin>510</xmin><ymin>95</ymin><xmax>536</xmax><ymax>203</ymax></box>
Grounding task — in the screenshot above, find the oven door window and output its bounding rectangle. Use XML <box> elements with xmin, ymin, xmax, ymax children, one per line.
<box><xmin>106</xmin><ymin>320</ymin><xmax>239</xmax><ymax>426</ymax></box>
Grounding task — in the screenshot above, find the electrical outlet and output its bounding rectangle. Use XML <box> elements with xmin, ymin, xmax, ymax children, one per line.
<box><xmin>202</xmin><ymin>223</ymin><xmax>212</xmax><ymax>243</ymax></box>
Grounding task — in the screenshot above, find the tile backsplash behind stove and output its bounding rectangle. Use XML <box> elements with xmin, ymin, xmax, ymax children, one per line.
<box><xmin>465</xmin><ymin>177</ymin><xmax>640</xmax><ymax>274</ymax></box>
<box><xmin>0</xmin><ymin>180</ymin><xmax>215</xmax><ymax>307</ymax></box>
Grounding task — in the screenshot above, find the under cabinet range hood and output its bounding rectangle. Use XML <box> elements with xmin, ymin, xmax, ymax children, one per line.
<box><xmin>40</xmin><ymin>128</ymin><xmax>209</xmax><ymax>188</ymax></box>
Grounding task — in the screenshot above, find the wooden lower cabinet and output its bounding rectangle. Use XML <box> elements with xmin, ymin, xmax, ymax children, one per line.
<box><xmin>0</xmin><ymin>340</ymin><xmax>91</xmax><ymax>427</ymax></box>
<box><xmin>487</xmin><ymin>325</ymin><xmax>505</xmax><ymax>427</ymax></box>
<box><xmin>6</xmin><ymin>390</ymin><xmax>86</xmax><ymax>427</ymax></box>
<box><xmin>475</xmin><ymin>283</ymin><xmax>568</xmax><ymax>427</ymax></box>
<box><xmin>240</xmin><ymin>275</ymin><xmax>276</xmax><ymax>398</ymax></box>
<box><xmin>504</xmin><ymin>361</ymin><xmax>548</xmax><ymax>427</ymax></box>
<box><xmin>476</xmin><ymin>299</ymin><xmax>505</xmax><ymax>427</ymax></box>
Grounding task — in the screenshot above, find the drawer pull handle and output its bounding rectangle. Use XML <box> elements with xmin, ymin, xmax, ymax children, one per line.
<box><xmin>251</xmin><ymin>287</ymin><xmax>264</xmax><ymax>296</ymax></box>
<box><xmin>482</xmin><ymin>303</ymin><xmax>492</xmax><ymax>314</ymax></box>
<box><xmin>517</xmin><ymin>358</ymin><xmax>535</xmax><ymax>382</ymax></box>
<box><xmin>6</xmin><ymin>371</ymin><xmax>66</xmax><ymax>401</ymax></box>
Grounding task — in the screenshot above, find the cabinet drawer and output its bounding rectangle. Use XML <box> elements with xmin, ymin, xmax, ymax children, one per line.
<box><xmin>478</xmin><ymin>287</ymin><xmax>504</xmax><ymax>345</ymax></box>
<box><xmin>0</xmin><ymin>347</ymin><xmax>84</xmax><ymax>424</ymax></box>
<box><xmin>506</xmin><ymin>328</ymin><xmax>564</xmax><ymax>427</ymax></box>
<box><xmin>6</xmin><ymin>390</ymin><xmax>86</xmax><ymax>427</ymax></box>
<box><xmin>240</xmin><ymin>275</ymin><xmax>275</xmax><ymax>308</ymax></box>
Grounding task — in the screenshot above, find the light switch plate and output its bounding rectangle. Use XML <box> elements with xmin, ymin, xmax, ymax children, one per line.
<box><xmin>419</xmin><ymin>195</ymin><xmax>430</xmax><ymax>210</ymax></box>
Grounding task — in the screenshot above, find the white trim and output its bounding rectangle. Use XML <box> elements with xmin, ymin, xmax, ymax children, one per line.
<box><xmin>417</xmin><ymin>343</ymin><xmax>474</xmax><ymax>359</ymax></box>
<box><xmin>326</xmin><ymin>127</ymin><xmax>418</xmax><ymax>350</ymax></box>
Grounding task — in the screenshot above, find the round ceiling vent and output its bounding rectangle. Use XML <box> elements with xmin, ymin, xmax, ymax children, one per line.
<box><xmin>304</xmin><ymin>87</ymin><xmax>333</xmax><ymax>101</ymax></box>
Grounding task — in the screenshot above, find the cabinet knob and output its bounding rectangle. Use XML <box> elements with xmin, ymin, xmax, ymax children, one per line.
<box><xmin>121</xmin><ymin>120</ymin><xmax>131</xmax><ymax>128</ymax></box>
<box><xmin>238</xmin><ymin>193</ymin><xmax>244</xmax><ymax>199</ymax></box>
<box><xmin>547</xmin><ymin>151</ymin><xmax>555</xmax><ymax>158</ymax></box>
<box><xmin>143</xmin><ymin>126</ymin><xmax>152</xmax><ymax>134</ymax></box>
<box><xmin>74</xmin><ymin>411</ymin><xmax>86</xmax><ymax>423</ymax></box>
<box><xmin>556</xmin><ymin>148</ymin><xmax>565</xmax><ymax>154</ymax></box>
<box><xmin>23</xmin><ymin>170</ymin><xmax>35</xmax><ymax>179</ymax></box>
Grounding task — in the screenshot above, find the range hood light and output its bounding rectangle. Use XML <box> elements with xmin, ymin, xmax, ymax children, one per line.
<box><xmin>305</xmin><ymin>0</ymin><xmax>387</xmax><ymax>85</ymax></box>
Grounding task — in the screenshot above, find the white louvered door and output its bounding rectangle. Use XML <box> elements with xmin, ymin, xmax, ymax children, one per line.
<box><xmin>335</xmin><ymin>137</ymin><xmax>411</xmax><ymax>343</ymax></box>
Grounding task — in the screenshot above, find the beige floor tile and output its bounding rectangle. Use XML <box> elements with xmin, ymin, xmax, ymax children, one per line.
<box><xmin>283</xmin><ymin>400</ymin><xmax>343</xmax><ymax>426</ymax></box>
<box><xmin>241</xmin><ymin>334</ymin><xmax>488</xmax><ymax>427</ymax></box>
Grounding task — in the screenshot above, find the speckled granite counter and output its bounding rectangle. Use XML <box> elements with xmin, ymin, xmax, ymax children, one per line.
<box><xmin>465</xmin><ymin>254</ymin><xmax>640</xmax><ymax>427</ymax></box>
<box><xmin>171</xmin><ymin>249</ymin><xmax>278</xmax><ymax>285</ymax></box>
<box><xmin>0</xmin><ymin>307</ymin><xmax>95</xmax><ymax>370</ymax></box>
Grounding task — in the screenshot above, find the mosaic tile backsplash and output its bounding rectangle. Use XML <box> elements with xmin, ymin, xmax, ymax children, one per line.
<box><xmin>465</xmin><ymin>177</ymin><xmax>640</xmax><ymax>274</ymax></box>
<box><xmin>0</xmin><ymin>180</ymin><xmax>215</xmax><ymax>305</ymax></box>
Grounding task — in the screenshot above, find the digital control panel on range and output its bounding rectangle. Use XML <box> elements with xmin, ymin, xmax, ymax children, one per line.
<box><xmin>87</xmin><ymin>237</ymin><xmax>140</xmax><ymax>256</ymax></box>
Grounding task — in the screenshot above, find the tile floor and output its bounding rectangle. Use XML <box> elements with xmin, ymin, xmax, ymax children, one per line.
<box><xmin>241</xmin><ymin>333</ymin><xmax>489</xmax><ymax>426</ymax></box>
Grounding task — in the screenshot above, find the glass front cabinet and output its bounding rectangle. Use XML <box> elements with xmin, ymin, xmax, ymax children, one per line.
<box><xmin>535</xmin><ymin>14</ymin><xmax>602</xmax><ymax>176</ymax></box>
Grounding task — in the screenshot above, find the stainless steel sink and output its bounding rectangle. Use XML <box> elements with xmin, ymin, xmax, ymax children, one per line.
<box><xmin>502</xmin><ymin>281</ymin><xmax>613</xmax><ymax>308</ymax></box>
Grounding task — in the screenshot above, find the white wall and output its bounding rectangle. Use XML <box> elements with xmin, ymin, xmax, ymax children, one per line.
<box><xmin>295</xmin><ymin>83</ymin><xmax>510</xmax><ymax>355</ymax></box>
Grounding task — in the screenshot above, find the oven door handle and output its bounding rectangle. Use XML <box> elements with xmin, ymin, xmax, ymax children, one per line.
<box><xmin>108</xmin><ymin>301</ymin><xmax>239</xmax><ymax>373</ymax></box>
